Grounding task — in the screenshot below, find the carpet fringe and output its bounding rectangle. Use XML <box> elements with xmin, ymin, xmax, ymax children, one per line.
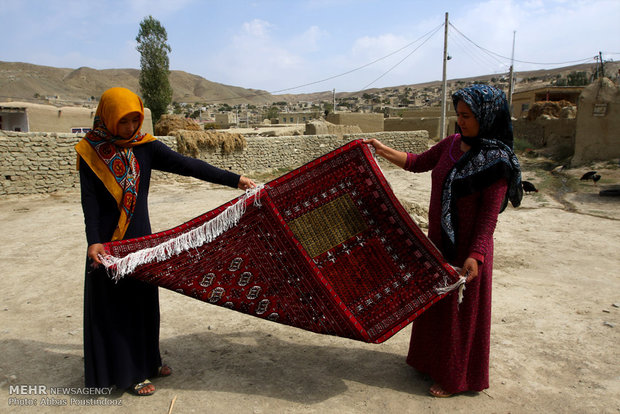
<box><xmin>100</xmin><ymin>185</ymin><xmax>263</xmax><ymax>281</ymax></box>
<box><xmin>435</xmin><ymin>275</ymin><xmax>467</xmax><ymax>303</ymax></box>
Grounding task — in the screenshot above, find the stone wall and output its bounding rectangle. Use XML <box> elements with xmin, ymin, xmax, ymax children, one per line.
<box><xmin>385</xmin><ymin>116</ymin><xmax>458</xmax><ymax>141</ymax></box>
<box><xmin>388</xmin><ymin>107</ymin><xmax>443</xmax><ymax>118</ymax></box>
<box><xmin>326</xmin><ymin>113</ymin><xmax>384</xmax><ymax>132</ymax></box>
<box><xmin>0</xmin><ymin>130</ymin><xmax>429</xmax><ymax>196</ymax></box>
<box><xmin>304</xmin><ymin>120</ymin><xmax>362</xmax><ymax>136</ymax></box>
<box><xmin>513</xmin><ymin>118</ymin><xmax>576</xmax><ymax>149</ymax></box>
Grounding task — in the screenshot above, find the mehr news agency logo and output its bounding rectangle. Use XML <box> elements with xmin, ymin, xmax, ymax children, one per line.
<box><xmin>8</xmin><ymin>384</ymin><xmax>122</xmax><ymax>407</ymax></box>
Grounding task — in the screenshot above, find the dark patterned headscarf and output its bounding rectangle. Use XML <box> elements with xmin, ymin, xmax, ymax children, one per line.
<box><xmin>452</xmin><ymin>84</ymin><xmax>514</xmax><ymax>148</ymax></box>
<box><xmin>440</xmin><ymin>85</ymin><xmax>523</xmax><ymax>262</ymax></box>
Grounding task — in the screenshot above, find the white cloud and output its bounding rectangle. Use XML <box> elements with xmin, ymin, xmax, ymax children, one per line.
<box><xmin>293</xmin><ymin>25</ymin><xmax>329</xmax><ymax>52</ymax></box>
<box><xmin>3</xmin><ymin>0</ymin><xmax>619</xmax><ymax>92</ymax></box>
<box><xmin>206</xmin><ymin>19</ymin><xmax>309</xmax><ymax>91</ymax></box>
<box><xmin>242</xmin><ymin>19</ymin><xmax>273</xmax><ymax>38</ymax></box>
<box><xmin>351</xmin><ymin>34</ymin><xmax>410</xmax><ymax>60</ymax></box>
<box><xmin>449</xmin><ymin>0</ymin><xmax>620</xmax><ymax>75</ymax></box>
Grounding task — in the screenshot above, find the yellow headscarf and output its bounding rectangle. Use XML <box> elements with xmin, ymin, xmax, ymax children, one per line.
<box><xmin>75</xmin><ymin>87</ymin><xmax>156</xmax><ymax>241</ymax></box>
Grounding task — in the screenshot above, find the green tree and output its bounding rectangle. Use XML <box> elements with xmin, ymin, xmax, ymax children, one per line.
<box><xmin>265</xmin><ymin>106</ymin><xmax>279</xmax><ymax>119</ymax></box>
<box><xmin>567</xmin><ymin>71</ymin><xmax>589</xmax><ymax>86</ymax></box>
<box><xmin>136</xmin><ymin>15</ymin><xmax>173</xmax><ymax>123</ymax></box>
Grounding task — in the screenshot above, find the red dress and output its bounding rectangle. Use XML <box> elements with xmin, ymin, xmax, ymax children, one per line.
<box><xmin>404</xmin><ymin>134</ymin><xmax>508</xmax><ymax>393</ymax></box>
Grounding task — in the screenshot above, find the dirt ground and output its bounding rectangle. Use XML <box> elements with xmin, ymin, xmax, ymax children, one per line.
<box><xmin>0</xmin><ymin>157</ymin><xmax>619</xmax><ymax>413</ymax></box>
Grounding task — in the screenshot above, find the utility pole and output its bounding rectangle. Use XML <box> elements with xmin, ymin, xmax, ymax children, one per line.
<box><xmin>440</xmin><ymin>12</ymin><xmax>449</xmax><ymax>139</ymax></box>
<box><xmin>333</xmin><ymin>88</ymin><xmax>336</xmax><ymax>113</ymax></box>
<box><xmin>508</xmin><ymin>31</ymin><xmax>516</xmax><ymax>115</ymax></box>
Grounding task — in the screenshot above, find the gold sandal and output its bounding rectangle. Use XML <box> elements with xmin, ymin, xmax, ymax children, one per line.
<box><xmin>429</xmin><ymin>383</ymin><xmax>453</xmax><ymax>398</ymax></box>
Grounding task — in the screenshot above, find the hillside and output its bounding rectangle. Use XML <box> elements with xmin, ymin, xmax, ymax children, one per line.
<box><xmin>0</xmin><ymin>61</ymin><xmax>273</xmax><ymax>106</ymax></box>
<box><xmin>277</xmin><ymin>62</ymin><xmax>620</xmax><ymax>102</ymax></box>
<box><xmin>1</xmin><ymin>60</ymin><xmax>617</xmax><ymax>106</ymax></box>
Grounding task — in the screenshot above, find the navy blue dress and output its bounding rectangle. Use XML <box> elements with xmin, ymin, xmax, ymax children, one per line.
<box><xmin>80</xmin><ymin>140</ymin><xmax>240</xmax><ymax>389</ymax></box>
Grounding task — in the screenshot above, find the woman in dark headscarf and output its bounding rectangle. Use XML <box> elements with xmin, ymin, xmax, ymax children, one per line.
<box><xmin>77</xmin><ymin>87</ymin><xmax>255</xmax><ymax>396</ymax></box>
<box><xmin>365</xmin><ymin>84</ymin><xmax>522</xmax><ymax>397</ymax></box>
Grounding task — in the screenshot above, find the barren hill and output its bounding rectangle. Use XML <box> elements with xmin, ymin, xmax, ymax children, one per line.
<box><xmin>276</xmin><ymin>62</ymin><xmax>620</xmax><ymax>103</ymax></box>
<box><xmin>0</xmin><ymin>61</ymin><xmax>273</xmax><ymax>106</ymax></box>
<box><xmin>1</xmin><ymin>60</ymin><xmax>618</xmax><ymax>106</ymax></box>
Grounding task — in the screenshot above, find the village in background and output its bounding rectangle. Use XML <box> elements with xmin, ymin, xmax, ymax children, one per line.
<box><xmin>1</xmin><ymin>59</ymin><xmax>619</xmax><ymax>170</ymax></box>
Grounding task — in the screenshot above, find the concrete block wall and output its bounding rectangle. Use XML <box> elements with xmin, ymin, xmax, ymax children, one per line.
<box><xmin>0</xmin><ymin>130</ymin><xmax>430</xmax><ymax>196</ymax></box>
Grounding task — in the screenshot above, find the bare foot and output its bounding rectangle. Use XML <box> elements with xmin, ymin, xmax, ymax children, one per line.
<box><xmin>158</xmin><ymin>364</ymin><xmax>172</xmax><ymax>377</ymax></box>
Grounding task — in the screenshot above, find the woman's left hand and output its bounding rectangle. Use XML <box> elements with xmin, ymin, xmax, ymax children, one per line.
<box><xmin>461</xmin><ymin>257</ymin><xmax>479</xmax><ymax>282</ymax></box>
<box><xmin>238</xmin><ymin>176</ymin><xmax>257</xmax><ymax>191</ymax></box>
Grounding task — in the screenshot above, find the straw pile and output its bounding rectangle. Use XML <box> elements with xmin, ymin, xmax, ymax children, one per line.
<box><xmin>172</xmin><ymin>130</ymin><xmax>247</xmax><ymax>156</ymax></box>
<box><xmin>155</xmin><ymin>114</ymin><xmax>201</xmax><ymax>136</ymax></box>
<box><xmin>526</xmin><ymin>100</ymin><xmax>574</xmax><ymax>121</ymax></box>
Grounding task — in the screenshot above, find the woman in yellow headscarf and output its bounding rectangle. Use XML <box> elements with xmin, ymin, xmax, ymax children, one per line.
<box><xmin>77</xmin><ymin>87</ymin><xmax>255</xmax><ymax>396</ymax></box>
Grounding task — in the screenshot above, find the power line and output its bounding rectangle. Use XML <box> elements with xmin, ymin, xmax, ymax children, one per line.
<box><xmin>188</xmin><ymin>20</ymin><xmax>617</xmax><ymax>105</ymax></box>
<box><xmin>358</xmin><ymin>24</ymin><xmax>443</xmax><ymax>91</ymax></box>
<box><xmin>448</xmin><ymin>30</ymin><xmax>508</xmax><ymax>72</ymax></box>
<box><xmin>196</xmin><ymin>23</ymin><xmax>446</xmax><ymax>104</ymax></box>
<box><xmin>600</xmin><ymin>52</ymin><xmax>620</xmax><ymax>59</ymax></box>
<box><xmin>449</xmin><ymin>22</ymin><xmax>594</xmax><ymax>66</ymax></box>
<box><xmin>450</xmin><ymin>30</ymin><xmax>507</xmax><ymax>67</ymax></box>
<box><xmin>270</xmin><ymin>22</ymin><xmax>445</xmax><ymax>94</ymax></box>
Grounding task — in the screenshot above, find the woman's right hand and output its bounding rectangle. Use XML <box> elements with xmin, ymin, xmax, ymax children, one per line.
<box><xmin>87</xmin><ymin>243</ymin><xmax>107</xmax><ymax>267</ymax></box>
<box><xmin>362</xmin><ymin>139</ymin><xmax>407</xmax><ymax>168</ymax></box>
<box><xmin>363</xmin><ymin>139</ymin><xmax>387</xmax><ymax>155</ymax></box>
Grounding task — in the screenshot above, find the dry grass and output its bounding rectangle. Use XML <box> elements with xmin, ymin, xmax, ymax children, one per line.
<box><xmin>173</xmin><ymin>130</ymin><xmax>247</xmax><ymax>156</ymax></box>
<box><xmin>526</xmin><ymin>100</ymin><xmax>574</xmax><ymax>121</ymax></box>
<box><xmin>155</xmin><ymin>114</ymin><xmax>201</xmax><ymax>136</ymax></box>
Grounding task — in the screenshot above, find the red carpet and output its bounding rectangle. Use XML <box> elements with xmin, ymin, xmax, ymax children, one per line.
<box><xmin>102</xmin><ymin>140</ymin><xmax>460</xmax><ymax>343</ymax></box>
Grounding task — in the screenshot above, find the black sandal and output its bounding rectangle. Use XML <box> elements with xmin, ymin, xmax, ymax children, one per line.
<box><xmin>129</xmin><ymin>379</ymin><xmax>155</xmax><ymax>396</ymax></box>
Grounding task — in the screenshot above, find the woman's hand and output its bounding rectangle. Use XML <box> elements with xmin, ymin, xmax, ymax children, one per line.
<box><xmin>363</xmin><ymin>139</ymin><xmax>387</xmax><ymax>156</ymax></box>
<box><xmin>238</xmin><ymin>176</ymin><xmax>257</xmax><ymax>191</ymax></box>
<box><xmin>362</xmin><ymin>139</ymin><xmax>407</xmax><ymax>168</ymax></box>
<box><xmin>461</xmin><ymin>257</ymin><xmax>479</xmax><ymax>282</ymax></box>
<box><xmin>87</xmin><ymin>243</ymin><xmax>107</xmax><ymax>268</ymax></box>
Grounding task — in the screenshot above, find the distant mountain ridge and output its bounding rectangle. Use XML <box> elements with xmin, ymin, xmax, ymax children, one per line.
<box><xmin>0</xmin><ymin>61</ymin><xmax>273</xmax><ymax>105</ymax></box>
<box><xmin>1</xmin><ymin>60</ymin><xmax>617</xmax><ymax>106</ymax></box>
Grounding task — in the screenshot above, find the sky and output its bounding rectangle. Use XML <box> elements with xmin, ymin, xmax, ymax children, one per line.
<box><xmin>1</xmin><ymin>0</ymin><xmax>619</xmax><ymax>95</ymax></box>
